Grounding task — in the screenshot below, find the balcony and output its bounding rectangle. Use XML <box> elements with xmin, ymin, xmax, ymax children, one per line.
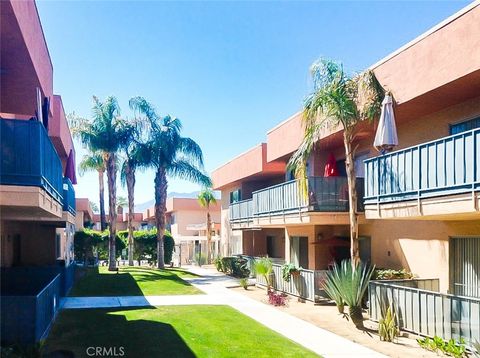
<box><xmin>364</xmin><ymin>128</ymin><xmax>480</xmax><ymax>219</ymax></box>
<box><xmin>229</xmin><ymin>177</ymin><xmax>364</xmax><ymax>225</ymax></box>
<box><xmin>62</xmin><ymin>177</ymin><xmax>76</xmax><ymax>215</ymax></box>
<box><xmin>1</xmin><ymin>119</ymin><xmax>64</xmax><ymax>208</ymax></box>
<box><xmin>1</xmin><ymin>264</ymin><xmax>76</xmax><ymax>344</ymax></box>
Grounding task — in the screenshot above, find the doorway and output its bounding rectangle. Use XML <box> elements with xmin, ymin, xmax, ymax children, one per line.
<box><xmin>450</xmin><ymin>237</ymin><xmax>480</xmax><ymax>298</ymax></box>
<box><xmin>12</xmin><ymin>235</ymin><xmax>21</xmax><ymax>266</ymax></box>
<box><xmin>290</xmin><ymin>236</ymin><xmax>308</xmax><ymax>268</ymax></box>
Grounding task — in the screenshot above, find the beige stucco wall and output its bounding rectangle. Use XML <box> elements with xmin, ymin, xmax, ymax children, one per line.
<box><xmin>360</xmin><ymin>220</ymin><xmax>480</xmax><ymax>293</ymax></box>
<box><xmin>1</xmin><ymin>220</ymin><xmax>57</xmax><ymax>267</ymax></box>
<box><xmin>170</xmin><ymin>209</ymin><xmax>221</xmax><ymax>238</ymax></box>
<box><xmin>75</xmin><ymin>211</ymin><xmax>85</xmax><ymax>230</ymax></box>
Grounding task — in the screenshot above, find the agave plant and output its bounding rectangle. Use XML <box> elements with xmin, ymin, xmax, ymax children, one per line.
<box><xmin>254</xmin><ymin>257</ymin><xmax>273</xmax><ymax>291</ymax></box>
<box><xmin>326</xmin><ymin>260</ymin><xmax>375</xmax><ymax>329</ymax></box>
<box><xmin>322</xmin><ymin>274</ymin><xmax>345</xmax><ymax>313</ymax></box>
<box><xmin>472</xmin><ymin>340</ymin><xmax>480</xmax><ymax>358</ymax></box>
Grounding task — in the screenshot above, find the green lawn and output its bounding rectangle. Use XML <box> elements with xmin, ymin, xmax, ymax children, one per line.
<box><xmin>69</xmin><ymin>266</ymin><xmax>201</xmax><ymax>296</ymax></box>
<box><xmin>44</xmin><ymin>306</ymin><xmax>319</xmax><ymax>357</ymax></box>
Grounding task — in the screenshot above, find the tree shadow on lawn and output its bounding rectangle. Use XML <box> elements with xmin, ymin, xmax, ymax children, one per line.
<box><xmin>69</xmin><ymin>267</ymin><xmax>200</xmax><ymax>296</ymax></box>
<box><xmin>69</xmin><ymin>267</ymin><xmax>144</xmax><ymax>296</ymax></box>
<box><xmin>44</xmin><ymin>307</ymin><xmax>195</xmax><ymax>358</ymax></box>
<box><xmin>132</xmin><ymin>272</ymin><xmax>195</xmax><ymax>286</ymax></box>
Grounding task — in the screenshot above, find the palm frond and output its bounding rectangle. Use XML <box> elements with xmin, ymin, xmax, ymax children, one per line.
<box><xmin>178</xmin><ymin>137</ymin><xmax>204</xmax><ymax>167</ymax></box>
<box><xmin>168</xmin><ymin>160</ymin><xmax>212</xmax><ymax>187</ymax></box>
<box><xmin>78</xmin><ymin>153</ymin><xmax>105</xmax><ymax>176</ymax></box>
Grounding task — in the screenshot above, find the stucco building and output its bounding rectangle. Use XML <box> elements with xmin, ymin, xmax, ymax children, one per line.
<box><xmin>1</xmin><ymin>0</ymin><xmax>78</xmax><ymax>344</ymax></box>
<box><xmin>143</xmin><ymin>197</ymin><xmax>221</xmax><ymax>265</ymax></box>
<box><xmin>213</xmin><ymin>3</ymin><xmax>480</xmax><ymax>297</ymax></box>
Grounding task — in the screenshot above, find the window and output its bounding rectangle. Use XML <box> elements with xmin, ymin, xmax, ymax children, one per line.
<box><xmin>229</xmin><ymin>189</ymin><xmax>241</xmax><ymax>204</ymax></box>
<box><xmin>450</xmin><ymin>117</ymin><xmax>480</xmax><ymax>135</ymax></box>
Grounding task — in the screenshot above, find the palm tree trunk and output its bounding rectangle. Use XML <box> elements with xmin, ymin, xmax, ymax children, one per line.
<box><xmin>106</xmin><ymin>153</ymin><xmax>117</xmax><ymax>271</ymax></box>
<box><xmin>206</xmin><ymin>210</ymin><xmax>211</xmax><ymax>264</ymax></box>
<box><xmin>126</xmin><ymin>162</ymin><xmax>135</xmax><ymax>266</ymax></box>
<box><xmin>154</xmin><ymin>167</ymin><xmax>167</xmax><ymax>269</ymax></box>
<box><xmin>343</xmin><ymin>129</ymin><xmax>360</xmax><ymax>266</ymax></box>
<box><xmin>98</xmin><ymin>170</ymin><xmax>106</xmax><ymax>231</ymax></box>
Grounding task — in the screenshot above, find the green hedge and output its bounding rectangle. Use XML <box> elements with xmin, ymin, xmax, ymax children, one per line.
<box><xmin>214</xmin><ymin>256</ymin><xmax>250</xmax><ymax>278</ymax></box>
<box><xmin>74</xmin><ymin>228</ymin><xmax>174</xmax><ymax>265</ymax></box>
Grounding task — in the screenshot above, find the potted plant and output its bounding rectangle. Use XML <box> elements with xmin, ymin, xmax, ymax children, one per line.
<box><xmin>281</xmin><ymin>263</ymin><xmax>300</xmax><ymax>282</ymax></box>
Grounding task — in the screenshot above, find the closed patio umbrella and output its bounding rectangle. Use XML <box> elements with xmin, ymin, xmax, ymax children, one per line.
<box><xmin>65</xmin><ymin>149</ymin><xmax>77</xmax><ymax>184</ymax></box>
<box><xmin>324</xmin><ymin>152</ymin><xmax>339</xmax><ymax>177</ymax></box>
<box><xmin>374</xmin><ymin>94</ymin><xmax>398</xmax><ymax>153</ymax></box>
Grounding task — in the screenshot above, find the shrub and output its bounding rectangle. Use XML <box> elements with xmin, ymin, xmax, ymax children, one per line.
<box><xmin>267</xmin><ymin>289</ymin><xmax>288</xmax><ymax>306</ymax></box>
<box><xmin>281</xmin><ymin>263</ymin><xmax>300</xmax><ymax>282</ymax></box>
<box><xmin>417</xmin><ymin>336</ymin><xmax>467</xmax><ymax>358</ymax></box>
<box><xmin>74</xmin><ymin>228</ymin><xmax>174</xmax><ymax>266</ymax></box>
<box><xmin>195</xmin><ymin>252</ymin><xmax>207</xmax><ymax>266</ymax></box>
<box><xmin>214</xmin><ymin>257</ymin><xmax>223</xmax><ymax>272</ymax></box>
<box><xmin>324</xmin><ymin>260</ymin><xmax>375</xmax><ymax>329</ymax></box>
<box><xmin>254</xmin><ymin>257</ymin><xmax>273</xmax><ymax>290</ymax></box>
<box><xmin>378</xmin><ymin>305</ymin><xmax>399</xmax><ymax>342</ymax></box>
<box><xmin>239</xmin><ymin>278</ymin><xmax>249</xmax><ymax>290</ymax></box>
<box><xmin>374</xmin><ymin>268</ymin><xmax>413</xmax><ymax>280</ymax></box>
<box><xmin>163</xmin><ymin>235</ymin><xmax>174</xmax><ymax>264</ymax></box>
<box><xmin>219</xmin><ymin>257</ymin><xmax>250</xmax><ymax>278</ymax></box>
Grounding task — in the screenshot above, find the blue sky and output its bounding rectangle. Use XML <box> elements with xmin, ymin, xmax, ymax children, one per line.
<box><xmin>36</xmin><ymin>0</ymin><xmax>469</xmax><ymax>206</ymax></box>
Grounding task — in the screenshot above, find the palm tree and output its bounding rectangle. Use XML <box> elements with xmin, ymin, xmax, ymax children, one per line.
<box><xmin>89</xmin><ymin>201</ymin><xmax>99</xmax><ymax>213</ymax></box>
<box><xmin>120</xmin><ymin>150</ymin><xmax>145</xmax><ymax>266</ymax></box>
<box><xmin>76</xmin><ymin>96</ymin><xmax>133</xmax><ymax>271</ymax></box>
<box><xmin>288</xmin><ymin>58</ymin><xmax>383</xmax><ymax>265</ymax></box>
<box><xmin>120</xmin><ymin>159</ymin><xmax>136</xmax><ymax>266</ymax></box>
<box><xmin>197</xmin><ymin>188</ymin><xmax>217</xmax><ymax>264</ymax></box>
<box><xmin>78</xmin><ymin>153</ymin><xmax>107</xmax><ymax>231</ymax></box>
<box><xmin>117</xmin><ymin>195</ymin><xmax>128</xmax><ymax>211</ymax></box>
<box><xmin>119</xmin><ymin>115</ymin><xmax>147</xmax><ymax>266</ymax></box>
<box><xmin>130</xmin><ymin>97</ymin><xmax>211</xmax><ymax>269</ymax></box>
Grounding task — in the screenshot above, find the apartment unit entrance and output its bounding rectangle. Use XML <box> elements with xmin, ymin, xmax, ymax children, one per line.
<box><xmin>450</xmin><ymin>237</ymin><xmax>480</xmax><ymax>298</ymax></box>
<box><xmin>290</xmin><ymin>236</ymin><xmax>308</xmax><ymax>268</ymax></box>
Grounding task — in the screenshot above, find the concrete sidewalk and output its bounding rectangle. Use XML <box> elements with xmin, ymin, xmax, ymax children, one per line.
<box><xmin>61</xmin><ymin>294</ymin><xmax>224</xmax><ymax>309</ymax></box>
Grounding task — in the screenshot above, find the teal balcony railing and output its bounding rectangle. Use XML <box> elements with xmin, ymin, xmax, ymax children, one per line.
<box><xmin>229</xmin><ymin>176</ymin><xmax>364</xmax><ymax>222</ymax></box>
<box><xmin>229</xmin><ymin>199</ymin><xmax>253</xmax><ymax>222</ymax></box>
<box><xmin>0</xmin><ymin>119</ymin><xmax>63</xmax><ymax>203</ymax></box>
<box><xmin>62</xmin><ymin>177</ymin><xmax>76</xmax><ymax>215</ymax></box>
<box><xmin>364</xmin><ymin>128</ymin><xmax>480</xmax><ymax>204</ymax></box>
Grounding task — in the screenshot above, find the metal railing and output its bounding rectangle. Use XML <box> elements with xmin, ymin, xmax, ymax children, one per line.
<box><xmin>229</xmin><ymin>199</ymin><xmax>254</xmax><ymax>222</ymax></box>
<box><xmin>1</xmin><ymin>271</ymin><xmax>61</xmax><ymax>344</ymax></box>
<box><xmin>0</xmin><ymin>119</ymin><xmax>64</xmax><ymax>203</ymax></box>
<box><xmin>229</xmin><ymin>177</ymin><xmax>365</xmax><ymax>222</ymax></box>
<box><xmin>35</xmin><ymin>274</ymin><xmax>61</xmax><ymax>341</ymax></box>
<box><xmin>256</xmin><ymin>262</ymin><xmax>328</xmax><ymax>302</ymax></box>
<box><xmin>364</xmin><ymin>128</ymin><xmax>480</xmax><ymax>204</ymax></box>
<box><xmin>62</xmin><ymin>177</ymin><xmax>76</xmax><ymax>215</ymax></box>
<box><xmin>369</xmin><ymin>279</ymin><xmax>480</xmax><ymax>346</ymax></box>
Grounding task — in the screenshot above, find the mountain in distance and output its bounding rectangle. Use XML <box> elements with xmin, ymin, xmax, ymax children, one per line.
<box><xmin>134</xmin><ymin>191</ymin><xmax>220</xmax><ymax>212</ymax></box>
